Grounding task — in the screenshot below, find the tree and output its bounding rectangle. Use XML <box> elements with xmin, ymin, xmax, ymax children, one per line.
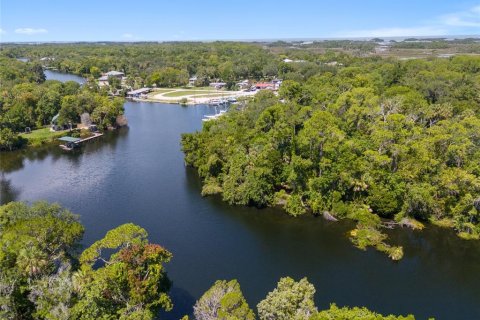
<box><xmin>58</xmin><ymin>95</ymin><xmax>80</xmax><ymax>126</ymax></box>
<box><xmin>0</xmin><ymin>201</ymin><xmax>84</xmax><ymax>319</ymax></box>
<box><xmin>89</xmin><ymin>66</ymin><xmax>101</xmax><ymax>78</ymax></box>
<box><xmin>193</xmin><ymin>280</ymin><xmax>255</xmax><ymax>320</ymax></box>
<box><xmin>28</xmin><ymin>267</ymin><xmax>75</xmax><ymax>320</ymax></box>
<box><xmin>72</xmin><ymin>223</ymin><xmax>173</xmax><ymax>319</ymax></box>
<box><xmin>90</xmin><ymin>96</ymin><xmax>124</xmax><ymax>129</ymax></box>
<box><xmin>0</xmin><ymin>128</ymin><xmax>24</xmax><ymax>151</ymax></box>
<box><xmin>36</xmin><ymin>88</ymin><xmax>62</xmax><ymax>126</ymax></box>
<box><xmin>257</xmin><ymin>277</ymin><xmax>317</xmax><ymax>320</ymax></box>
<box><xmin>310</xmin><ymin>304</ymin><xmax>415</xmax><ymax>320</ymax></box>
<box><xmin>108</xmin><ymin>75</ymin><xmax>122</xmax><ymax>89</ymax></box>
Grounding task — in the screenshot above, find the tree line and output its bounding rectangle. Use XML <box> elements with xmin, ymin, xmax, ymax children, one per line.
<box><xmin>0</xmin><ymin>201</ymin><xmax>416</xmax><ymax>319</ymax></box>
<box><xmin>0</xmin><ymin>57</ymin><xmax>124</xmax><ymax>151</ymax></box>
<box><xmin>182</xmin><ymin>55</ymin><xmax>480</xmax><ymax>259</ymax></box>
<box><xmin>1</xmin><ymin>42</ymin><xmax>280</xmax><ymax>88</ymax></box>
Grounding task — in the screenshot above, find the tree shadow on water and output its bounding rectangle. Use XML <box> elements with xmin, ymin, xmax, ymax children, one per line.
<box><xmin>158</xmin><ymin>286</ymin><xmax>196</xmax><ymax>320</ymax></box>
<box><xmin>0</xmin><ymin>174</ymin><xmax>21</xmax><ymax>204</ymax></box>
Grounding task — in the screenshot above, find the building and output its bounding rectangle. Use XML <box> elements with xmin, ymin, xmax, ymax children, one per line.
<box><xmin>126</xmin><ymin>87</ymin><xmax>152</xmax><ymax>98</ymax></box>
<box><xmin>283</xmin><ymin>58</ymin><xmax>306</xmax><ymax>63</ymax></box>
<box><xmin>98</xmin><ymin>71</ymin><xmax>125</xmax><ymax>87</ymax></box>
<box><xmin>236</xmin><ymin>80</ymin><xmax>250</xmax><ymax>90</ymax></box>
<box><xmin>255</xmin><ymin>82</ymin><xmax>275</xmax><ymax>90</ymax></box>
<box><xmin>209</xmin><ymin>82</ymin><xmax>227</xmax><ymax>89</ymax></box>
<box><xmin>272</xmin><ymin>79</ymin><xmax>283</xmax><ymax>90</ymax></box>
<box><xmin>188</xmin><ymin>76</ymin><xmax>198</xmax><ymax>87</ymax></box>
<box><xmin>105</xmin><ymin>71</ymin><xmax>124</xmax><ymax>78</ymax></box>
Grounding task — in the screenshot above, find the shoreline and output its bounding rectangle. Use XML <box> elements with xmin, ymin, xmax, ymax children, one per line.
<box><xmin>137</xmin><ymin>87</ymin><xmax>258</xmax><ymax>105</ymax></box>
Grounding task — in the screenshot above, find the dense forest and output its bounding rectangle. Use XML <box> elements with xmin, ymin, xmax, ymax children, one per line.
<box><xmin>0</xmin><ymin>201</ymin><xmax>416</xmax><ymax>319</ymax></box>
<box><xmin>182</xmin><ymin>54</ymin><xmax>480</xmax><ymax>259</ymax></box>
<box><xmin>1</xmin><ymin>42</ymin><xmax>280</xmax><ymax>88</ymax></box>
<box><xmin>0</xmin><ymin>56</ymin><xmax>124</xmax><ymax>150</ymax></box>
<box><xmin>3</xmin><ymin>41</ymin><xmax>480</xmax><ymax>259</ymax></box>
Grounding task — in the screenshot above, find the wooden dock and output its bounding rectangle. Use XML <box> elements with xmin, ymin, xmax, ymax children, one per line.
<box><xmin>59</xmin><ymin>132</ymin><xmax>104</xmax><ymax>150</ymax></box>
<box><xmin>78</xmin><ymin>132</ymin><xmax>103</xmax><ymax>143</ymax></box>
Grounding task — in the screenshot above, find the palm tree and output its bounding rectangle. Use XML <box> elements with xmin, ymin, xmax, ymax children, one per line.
<box><xmin>16</xmin><ymin>247</ymin><xmax>49</xmax><ymax>278</ymax></box>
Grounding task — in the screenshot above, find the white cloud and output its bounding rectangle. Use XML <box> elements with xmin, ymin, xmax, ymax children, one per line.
<box><xmin>335</xmin><ymin>5</ymin><xmax>480</xmax><ymax>38</ymax></box>
<box><xmin>0</xmin><ymin>28</ymin><xmax>6</xmax><ymax>34</ymax></box>
<box><xmin>15</xmin><ymin>28</ymin><xmax>48</xmax><ymax>35</ymax></box>
<box><xmin>440</xmin><ymin>5</ymin><xmax>480</xmax><ymax>27</ymax></box>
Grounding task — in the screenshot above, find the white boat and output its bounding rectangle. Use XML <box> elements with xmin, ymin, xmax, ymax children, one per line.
<box><xmin>209</xmin><ymin>99</ymin><xmax>221</xmax><ymax>105</ymax></box>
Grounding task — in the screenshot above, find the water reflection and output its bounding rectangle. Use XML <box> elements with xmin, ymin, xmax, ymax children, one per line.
<box><xmin>0</xmin><ymin>129</ymin><xmax>128</xmax><ymax>205</ymax></box>
<box><xmin>0</xmin><ymin>174</ymin><xmax>20</xmax><ymax>203</ymax></box>
<box><xmin>44</xmin><ymin>69</ymin><xmax>86</xmax><ymax>84</ymax></box>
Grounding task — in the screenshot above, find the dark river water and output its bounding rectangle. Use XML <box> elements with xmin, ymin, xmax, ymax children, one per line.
<box><xmin>1</xmin><ymin>71</ymin><xmax>480</xmax><ymax>320</ymax></box>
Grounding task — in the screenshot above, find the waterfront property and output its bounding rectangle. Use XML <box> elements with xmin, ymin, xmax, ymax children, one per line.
<box><xmin>58</xmin><ymin>136</ymin><xmax>81</xmax><ymax>150</ymax></box>
<box><xmin>126</xmin><ymin>87</ymin><xmax>152</xmax><ymax>98</ymax></box>
<box><xmin>58</xmin><ymin>132</ymin><xmax>104</xmax><ymax>151</ymax></box>
<box><xmin>146</xmin><ymin>87</ymin><xmax>257</xmax><ymax>104</ymax></box>
<box><xmin>98</xmin><ymin>70</ymin><xmax>126</xmax><ymax>87</ymax></box>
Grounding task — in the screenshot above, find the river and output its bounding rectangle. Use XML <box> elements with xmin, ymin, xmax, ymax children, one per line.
<box><xmin>1</xmin><ymin>71</ymin><xmax>479</xmax><ymax>319</ymax></box>
<box><xmin>44</xmin><ymin>69</ymin><xmax>86</xmax><ymax>84</ymax></box>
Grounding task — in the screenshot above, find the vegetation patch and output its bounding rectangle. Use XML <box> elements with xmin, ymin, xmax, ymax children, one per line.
<box><xmin>19</xmin><ymin>127</ymin><xmax>68</xmax><ymax>147</ymax></box>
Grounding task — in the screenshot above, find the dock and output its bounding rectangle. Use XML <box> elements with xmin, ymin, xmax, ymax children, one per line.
<box><xmin>58</xmin><ymin>132</ymin><xmax>104</xmax><ymax>150</ymax></box>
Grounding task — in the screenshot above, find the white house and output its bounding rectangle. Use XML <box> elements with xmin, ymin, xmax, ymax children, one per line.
<box><xmin>98</xmin><ymin>71</ymin><xmax>126</xmax><ymax>87</ymax></box>
<box><xmin>188</xmin><ymin>76</ymin><xmax>198</xmax><ymax>87</ymax></box>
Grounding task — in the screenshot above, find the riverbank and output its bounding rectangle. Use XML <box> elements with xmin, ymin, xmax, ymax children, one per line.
<box><xmin>17</xmin><ymin>126</ymin><xmax>111</xmax><ymax>150</ymax></box>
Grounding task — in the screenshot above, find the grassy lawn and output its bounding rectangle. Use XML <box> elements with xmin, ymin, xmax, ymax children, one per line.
<box><xmin>163</xmin><ymin>90</ymin><xmax>217</xmax><ymax>97</ymax></box>
<box><xmin>20</xmin><ymin>127</ymin><xmax>68</xmax><ymax>147</ymax></box>
<box><xmin>151</xmin><ymin>89</ymin><xmax>176</xmax><ymax>93</ymax></box>
<box><xmin>191</xmin><ymin>93</ymin><xmax>231</xmax><ymax>98</ymax></box>
<box><xmin>190</xmin><ymin>87</ymin><xmax>219</xmax><ymax>90</ymax></box>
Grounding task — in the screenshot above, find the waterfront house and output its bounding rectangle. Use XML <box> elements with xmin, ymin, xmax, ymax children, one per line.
<box><xmin>126</xmin><ymin>87</ymin><xmax>152</xmax><ymax>98</ymax></box>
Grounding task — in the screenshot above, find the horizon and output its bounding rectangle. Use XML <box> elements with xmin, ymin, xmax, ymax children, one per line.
<box><xmin>2</xmin><ymin>35</ymin><xmax>479</xmax><ymax>45</ymax></box>
<box><xmin>1</xmin><ymin>0</ymin><xmax>479</xmax><ymax>42</ymax></box>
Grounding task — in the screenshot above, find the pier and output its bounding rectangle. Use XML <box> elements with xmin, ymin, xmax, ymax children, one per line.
<box><xmin>58</xmin><ymin>132</ymin><xmax>104</xmax><ymax>150</ymax></box>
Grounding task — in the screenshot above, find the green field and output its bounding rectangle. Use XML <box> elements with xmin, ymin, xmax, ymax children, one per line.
<box><xmin>150</xmin><ymin>89</ymin><xmax>176</xmax><ymax>93</ymax></box>
<box><xmin>192</xmin><ymin>93</ymin><xmax>231</xmax><ymax>98</ymax></box>
<box><xmin>162</xmin><ymin>90</ymin><xmax>218</xmax><ymax>97</ymax></box>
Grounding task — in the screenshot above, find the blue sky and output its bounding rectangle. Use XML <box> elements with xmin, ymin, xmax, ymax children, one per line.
<box><xmin>1</xmin><ymin>0</ymin><xmax>479</xmax><ymax>42</ymax></box>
